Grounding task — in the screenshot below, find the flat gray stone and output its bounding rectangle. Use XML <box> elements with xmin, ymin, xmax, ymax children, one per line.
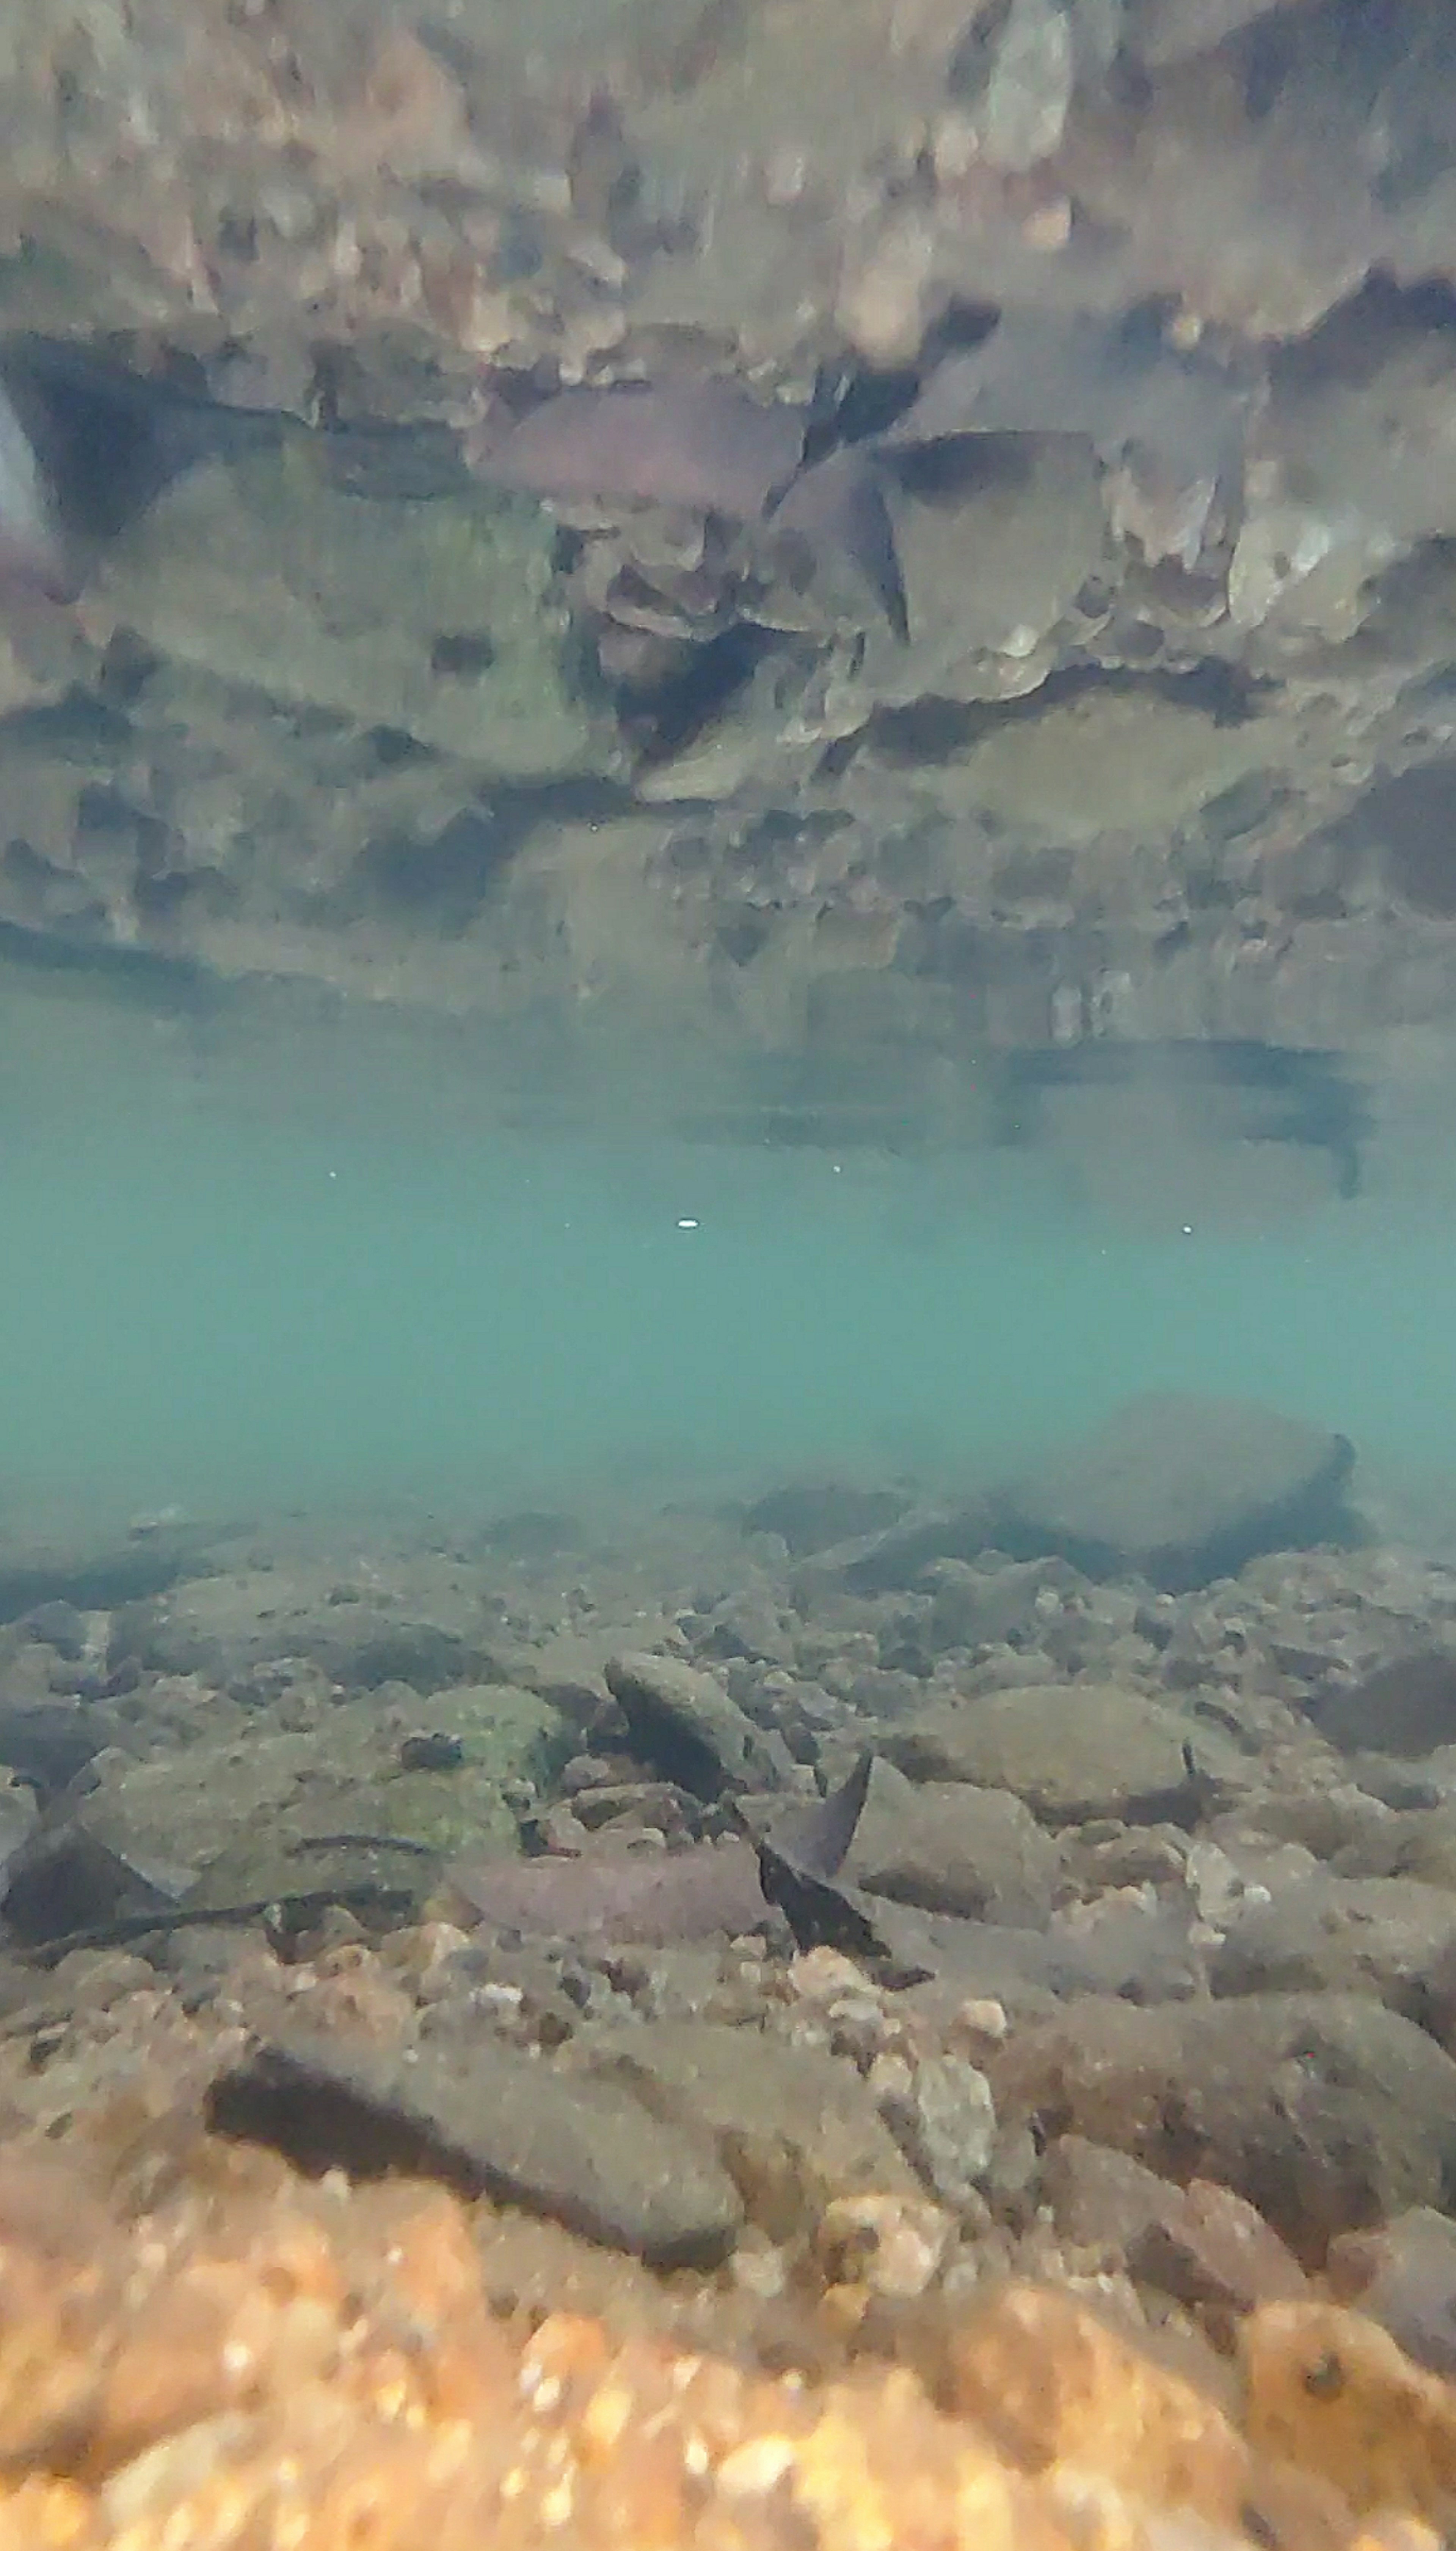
<box><xmin>572</xmin><ymin>2017</ymin><xmax>915</xmax><ymax>2234</ymax></box>
<box><xmin>844</xmin><ymin>1757</ymin><xmax>1064</xmax><ymax>1921</ymax></box>
<box><xmin>206</xmin><ymin>2031</ymin><xmax>743</xmax><ymax>2269</ymax></box>
<box><xmin>1210</xmin><ymin>1871</ymin><xmax>1456</xmax><ymax>2023</ymax></box>
<box><xmin>886</xmin><ymin>1681</ymin><xmax>1231</xmax><ymax>1824</ymax></box>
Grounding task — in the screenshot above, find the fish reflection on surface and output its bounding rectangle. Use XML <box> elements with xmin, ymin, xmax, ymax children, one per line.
<box><xmin>471</xmin><ymin>374</ymin><xmax>910</xmax><ymax>638</ymax></box>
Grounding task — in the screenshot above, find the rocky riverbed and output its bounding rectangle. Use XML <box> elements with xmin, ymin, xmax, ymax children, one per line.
<box><xmin>3</xmin><ymin>1392</ymin><xmax>1456</xmax><ymax>2539</ymax></box>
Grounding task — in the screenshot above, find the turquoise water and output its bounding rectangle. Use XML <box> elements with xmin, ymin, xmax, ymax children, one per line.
<box><xmin>4</xmin><ymin>967</ymin><xmax>1452</xmax><ymax>1536</ymax></box>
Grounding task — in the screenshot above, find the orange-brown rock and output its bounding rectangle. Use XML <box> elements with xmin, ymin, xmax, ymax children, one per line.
<box><xmin>1243</xmin><ymin>2301</ymin><xmax>1456</xmax><ymax>2531</ymax></box>
<box><xmin>945</xmin><ymin>2278</ymin><xmax>1251</xmax><ymax>2526</ymax></box>
<box><xmin>0</xmin><ymin>2146</ymin><xmax>1449</xmax><ymax>2549</ymax></box>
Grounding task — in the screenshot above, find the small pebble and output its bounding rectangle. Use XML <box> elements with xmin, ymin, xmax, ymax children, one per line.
<box><xmin>788</xmin><ymin>1948</ymin><xmax>874</xmax><ymax>2001</ymax></box>
<box><xmin>816</xmin><ymin>2193</ymin><xmax>952</xmax><ymax>2300</ymax></box>
<box><xmin>398</xmin><ymin>1732</ymin><xmax>464</xmax><ymax>1773</ymax></box>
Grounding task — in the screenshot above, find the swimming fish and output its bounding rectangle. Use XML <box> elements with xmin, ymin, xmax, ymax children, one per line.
<box><xmin>439</xmin><ymin>1834</ymin><xmax>772</xmax><ymax>1947</ymax></box>
<box><xmin>471</xmin><ymin>378</ymin><xmax>808</xmax><ymax>520</ymax></box>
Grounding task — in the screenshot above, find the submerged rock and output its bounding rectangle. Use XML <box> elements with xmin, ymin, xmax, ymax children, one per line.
<box><xmin>569</xmin><ymin>2017</ymin><xmax>916</xmax><ymax>2232</ymax></box>
<box><xmin>886</xmin><ymin>1681</ymin><xmax>1236</xmax><ymax>1825</ymax></box>
<box><xmin>842</xmin><ymin>1758</ymin><xmax>1064</xmax><ymax>1924</ymax></box>
<box><xmin>0</xmin><ymin>1684</ymin><xmax>559</xmax><ymax>1948</ymax></box>
<box><xmin>878</xmin><ymin>2052</ymin><xmax>997</xmax><ymax>2213</ymax></box>
<box><xmin>1310</xmin><ymin>1648</ymin><xmax>1456</xmax><ymax>1757</ymax></box>
<box><xmin>605</xmin><ymin>1650</ymin><xmax>783</xmax><ymax>1797</ymax></box>
<box><xmin>992</xmin><ymin>1991</ymin><xmax>1456</xmax><ymax>2262</ymax></box>
<box><xmin>2</xmin><ymin>2140</ymin><xmax>1450</xmax><ymax>2551</ymax></box>
<box><xmin>207</xmin><ymin>2030</ymin><xmax>743</xmax><ymax>2268</ymax></box>
<box><xmin>1041</xmin><ymin>2134</ymin><xmax>1309</xmax><ymax>2319</ymax></box>
<box><xmin>1329</xmin><ymin>2206</ymin><xmax>1456</xmax><ymax>2380</ymax></box>
<box><xmin>995</xmin><ymin>1396</ymin><xmax>1359</xmax><ymax>1592</ymax></box>
<box><xmin>1210</xmin><ymin>1870</ymin><xmax>1456</xmax><ymax>2028</ymax></box>
<box><xmin>741</xmin><ymin>1482</ymin><xmax>910</xmax><ymax>1557</ymax></box>
<box><xmin>113</xmin><ymin>1556</ymin><xmax>504</xmax><ymax>1689</ymax></box>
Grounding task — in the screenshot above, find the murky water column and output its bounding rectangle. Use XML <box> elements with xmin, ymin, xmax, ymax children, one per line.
<box><xmin>2</xmin><ymin>964</ymin><xmax>1454</xmax><ymax>1535</ymax></box>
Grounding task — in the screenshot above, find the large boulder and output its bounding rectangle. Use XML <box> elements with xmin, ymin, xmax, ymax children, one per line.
<box><xmin>993</xmin><ymin>1395</ymin><xmax>1358</xmax><ymax>1591</ymax></box>
<box><xmin>991</xmin><ymin>1993</ymin><xmax>1456</xmax><ymax>2262</ymax></box>
<box><xmin>885</xmin><ymin>1681</ymin><xmax>1238</xmax><ymax>1825</ymax></box>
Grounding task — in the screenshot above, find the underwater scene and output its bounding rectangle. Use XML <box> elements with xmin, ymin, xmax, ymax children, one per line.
<box><xmin>8</xmin><ymin>2</ymin><xmax>1456</xmax><ymax>2544</ymax></box>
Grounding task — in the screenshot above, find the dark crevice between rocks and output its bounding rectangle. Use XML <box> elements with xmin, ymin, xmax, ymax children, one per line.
<box><xmin>858</xmin><ymin>659</ymin><xmax>1274</xmax><ymax>771</ymax></box>
<box><xmin>1280</xmin><ymin>273</ymin><xmax>1456</xmax><ymax>391</ymax></box>
<box><xmin>1330</xmin><ymin>760</ymin><xmax>1456</xmax><ymax>918</ymax></box>
<box><xmin>886</xmin><ymin>433</ymin><xmax>1038</xmax><ymax>505</ymax></box>
<box><xmin>618</xmin><ymin>623</ymin><xmax>784</xmax><ymax>767</ymax></box>
<box><xmin>1</xmin><ymin>690</ymin><xmax>133</xmax><ymax>750</ymax></box>
<box><xmin>0</xmin><ymin>1546</ymin><xmax>197</xmax><ymax>1625</ymax></box>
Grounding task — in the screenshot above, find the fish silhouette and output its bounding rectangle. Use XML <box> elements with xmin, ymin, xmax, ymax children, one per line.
<box><xmin>0</xmin><ymin>337</ymin><xmax>912</xmax><ymax>638</ymax></box>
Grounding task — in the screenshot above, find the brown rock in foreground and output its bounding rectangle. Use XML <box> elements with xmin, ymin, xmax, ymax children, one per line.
<box><xmin>0</xmin><ymin>2145</ymin><xmax>1447</xmax><ymax>2549</ymax></box>
<box><xmin>989</xmin><ymin>1992</ymin><xmax>1456</xmax><ymax>2261</ymax></box>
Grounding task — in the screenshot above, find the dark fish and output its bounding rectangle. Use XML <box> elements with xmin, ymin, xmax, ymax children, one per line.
<box><xmin>756</xmin><ymin>1745</ymin><xmax>875</xmax><ymax>1883</ymax></box>
<box><xmin>471</xmin><ymin>378</ymin><xmax>808</xmax><ymax>521</ymax></box>
<box><xmin>754</xmin><ymin>1752</ymin><xmax>907</xmax><ymax>1962</ymax></box>
<box><xmin>0</xmin><ymin>334</ymin><xmax>291</xmax><ymax>573</ymax></box>
<box><xmin>0</xmin><ymin>372</ymin><xmax>72</xmax><ymax>598</ymax></box>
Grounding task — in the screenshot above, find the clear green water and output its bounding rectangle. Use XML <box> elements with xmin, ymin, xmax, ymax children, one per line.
<box><xmin>3</xmin><ymin>966</ymin><xmax>1452</xmax><ymax>1537</ymax></box>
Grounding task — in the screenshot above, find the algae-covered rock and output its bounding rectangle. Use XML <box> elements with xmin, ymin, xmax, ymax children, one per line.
<box><xmin>18</xmin><ymin>1684</ymin><xmax>559</xmax><ymax>1932</ymax></box>
<box><xmin>96</xmin><ymin>445</ymin><xmax>613</xmax><ymax>777</ymax></box>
